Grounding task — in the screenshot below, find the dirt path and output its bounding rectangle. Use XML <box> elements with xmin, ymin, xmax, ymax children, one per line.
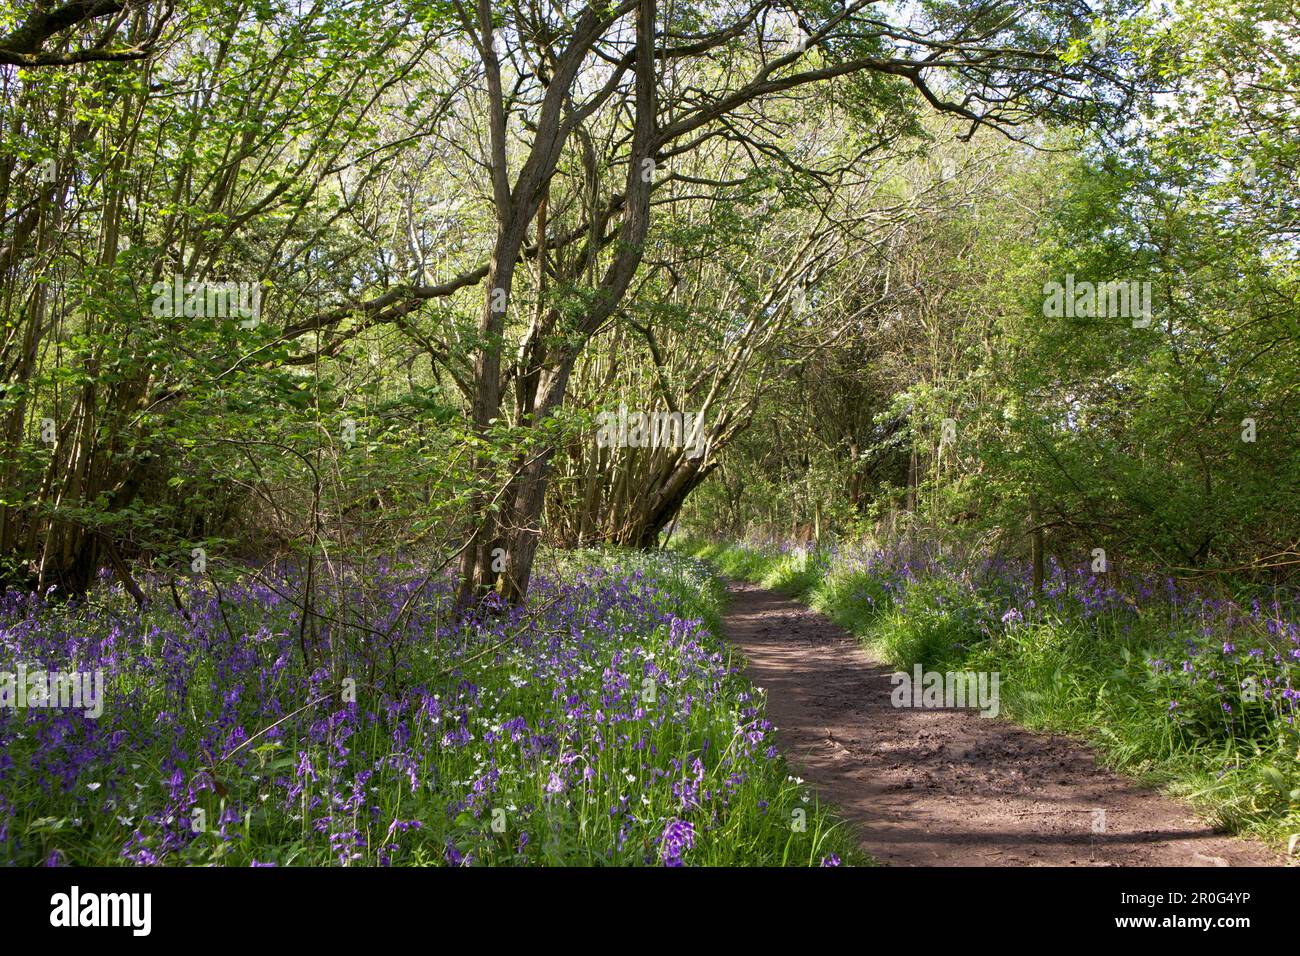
<box><xmin>722</xmin><ymin>578</ymin><xmax>1283</xmax><ymax>867</ymax></box>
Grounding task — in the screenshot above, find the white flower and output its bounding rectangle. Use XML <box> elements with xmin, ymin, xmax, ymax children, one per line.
<box><xmin>86</xmin><ymin>782</ymin><xmax>101</xmax><ymax>791</ymax></box>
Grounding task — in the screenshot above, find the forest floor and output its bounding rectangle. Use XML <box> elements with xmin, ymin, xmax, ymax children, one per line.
<box><xmin>722</xmin><ymin>578</ymin><xmax>1284</xmax><ymax>866</ymax></box>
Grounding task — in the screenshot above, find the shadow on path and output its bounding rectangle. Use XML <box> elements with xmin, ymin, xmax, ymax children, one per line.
<box><xmin>722</xmin><ymin>578</ymin><xmax>1281</xmax><ymax>867</ymax></box>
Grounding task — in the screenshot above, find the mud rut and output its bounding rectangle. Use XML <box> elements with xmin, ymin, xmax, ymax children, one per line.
<box><xmin>721</xmin><ymin>579</ymin><xmax>1282</xmax><ymax>867</ymax></box>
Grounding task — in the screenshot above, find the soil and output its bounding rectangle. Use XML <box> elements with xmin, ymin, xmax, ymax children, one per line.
<box><xmin>721</xmin><ymin>578</ymin><xmax>1284</xmax><ymax>867</ymax></box>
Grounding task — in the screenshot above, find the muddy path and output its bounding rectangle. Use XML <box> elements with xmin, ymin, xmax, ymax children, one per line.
<box><xmin>722</xmin><ymin>578</ymin><xmax>1283</xmax><ymax>867</ymax></box>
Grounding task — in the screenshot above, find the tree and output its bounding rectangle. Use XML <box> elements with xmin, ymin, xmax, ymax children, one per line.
<box><xmin>434</xmin><ymin>0</ymin><xmax>1140</xmax><ymax>603</ymax></box>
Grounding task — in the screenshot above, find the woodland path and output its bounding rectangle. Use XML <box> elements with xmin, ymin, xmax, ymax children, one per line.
<box><xmin>721</xmin><ymin>578</ymin><xmax>1283</xmax><ymax>866</ymax></box>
